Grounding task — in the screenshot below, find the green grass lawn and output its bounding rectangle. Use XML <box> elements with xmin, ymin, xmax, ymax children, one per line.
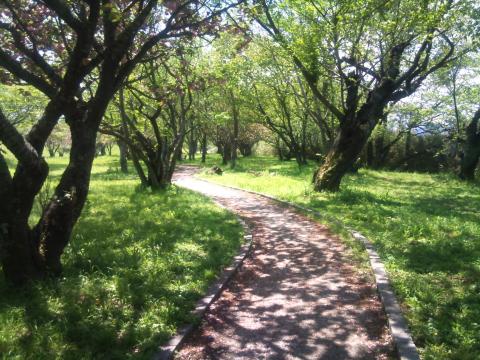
<box><xmin>191</xmin><ymin>155</ymin><xmax>480</xmax><ymax>360</ymax></box>
<box><xmin>0</xmin><ymin>154</ymin><xmax>244</xmax><ymax>359</ymax></box>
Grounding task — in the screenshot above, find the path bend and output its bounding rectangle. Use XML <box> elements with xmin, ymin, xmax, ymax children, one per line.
<box><xmin>173</xmin><ymin>166</ymin><xmax>394</xmax><ymax>360</ymax></box>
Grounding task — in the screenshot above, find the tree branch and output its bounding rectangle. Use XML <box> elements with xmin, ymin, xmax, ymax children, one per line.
<box><xmin>41</xmin><ymin>0</ymin><xmax>84</xmax><ymax>32</ymax></box>
<box><xmin>257</xmin><ymin>0</ymin><xmax>344</xmax><ymax>121</ymax></box>
<box><xmin>0</xmin><ymin>49</ymin><xmax>57</xmax><ymax>98</ymax></box>
<box><xmin>0</xmin><ymin>107</ymin><xmax>46</xmax><ymax>171</ymax></box>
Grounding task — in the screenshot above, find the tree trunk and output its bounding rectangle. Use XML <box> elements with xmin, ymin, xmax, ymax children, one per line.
<box><xmin>301</xmin><ymin>114</ymin><xmax>307</xmax><ymax>164</ymax></box>
<box><xmin>1</xmin><ymin>158</ymin><xmax>48</xmax><ymax>284</ymax></box>
<box><xmin>373</xmin><ymin>135</ymin><xmax>385</xmax><ymax>168</ymax></box>
<box><xmin>130</xmin><ymin>148</ymin><xmax>148</xmax><ymax>187</ymax></box>
<box><xmin>188</xmin><ymin>127</ymin><xmax>197</xmax><ymax>160</ymax></box>
<box><xmin>176</xmin><ymin>138</ymin><xmax>183</xmax><ymax>161</ymax></box>
<box><xmin>0</xmin><ymin>108</ymin><xmax>52</xmax><ymax>284</ymax></box>
<box><xmin>230</xmin><ymin>90</ymin><xmax>239</xmax><ymax>169</ymax></box>
<box><xmin>35</xmin><ymin>121</ymin><xmax>98</xmax><ymax>275</ymax></box>
<box><xmin>239</xmin><ymin>143</ymin><xmax>253</xmax><ymax>157</ymax></box>
<box><xmin>313</xmin><ymin>119</ymin><xmax>374</xmax><ymax>191</ymax></box>
<box><xmin>201</xmin><ymin>133</ymin><xmax>207</xmax><ymax>163</ymax></box>
<box><xmin>222</xmin><ymin>142</ymin><xmax>232</xmax><ymax>165</ymax></box>
<box><xmin>118</xmin><ymin>140</ymin><xmax>128</xmax><ymax>173</ymax></box>
<box><xmin>22</xmin><ymin>76</ymin><xmax>115</xmax><ymax>279</ymax></box>
<box><xmin>313</xmin><ymin>71</ymin><xmax>396</xmax><ymax>192</ymax></box>
<box><xmin>294</xmin><ymin>149</ymin><xmax>307</xmax><ymax>167</ymax></box>
<box><xmin>459</xmin><ymin>108</ymin><xmax>480</xmax><ymax>180</ymax></box>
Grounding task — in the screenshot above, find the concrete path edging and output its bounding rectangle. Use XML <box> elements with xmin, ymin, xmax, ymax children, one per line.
<box><xmin>192</xmin><ymin>174</ymin><xmax>420</xmax><ymax>360</ymax></box>
<box><xmin>153</xmin><ymin>209</ymin><xmax>253</xmax><ymax>360</ymax></box>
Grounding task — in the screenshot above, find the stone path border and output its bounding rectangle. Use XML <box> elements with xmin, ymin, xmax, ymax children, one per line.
<box><xmin>190</xmin><ymin>173</ymin><xmax>420</xmax><ymax>360</ymax></box>
<box><xmin>153</xmin><ymin>213</ymin><xmax>253</xmax><ymax>360</ymax></box>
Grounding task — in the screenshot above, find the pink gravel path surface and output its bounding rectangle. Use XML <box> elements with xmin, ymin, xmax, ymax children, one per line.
<box><xmin>173</xmin><ymin>166</ymin><xmax>394</xmax><ymax>360</ymax></box>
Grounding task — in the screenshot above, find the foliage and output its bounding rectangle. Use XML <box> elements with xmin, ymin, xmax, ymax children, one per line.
<box><xmin>0</xmin><ymin>84</ymin><xmax>47</xmax><ymax>130</ymax></box>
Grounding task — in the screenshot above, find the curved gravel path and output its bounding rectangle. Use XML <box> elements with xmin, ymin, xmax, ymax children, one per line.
<box><xmin>173</xmin><ymin>166</ymin><xmax>394</xmax><ymax>360</ymax></box>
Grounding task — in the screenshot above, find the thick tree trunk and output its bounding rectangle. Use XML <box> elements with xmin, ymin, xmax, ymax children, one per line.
<box><xmin>313</xmin><ymin>72</ymin><xmax>396</xmax><ymax>192</ymax></box>
<box><xmin>25</xmin><ymin>75</ymin><xmax>115</xmax><ymax>278</ymax></box>
<box><xmin>459</xmin><ymin>108</ymin><xmax>480</xmax><ymax>180</ymax></box>
<box><xmin>460</xmin><ymin>151</ymin><xmax>480</xmax><ymax>180</ymax></box>
<box><xmin>0</xmin><ymin>109</ymin><xmax>51</xmax><ymax>284</ymax></box>
<box><xmin>36</xmin><ymin>122</ymin><xmax>98</xmax><ymax>274</ymax></box>
<box><xmin>313</xmin><ymin>119</ymin><xmax>374</xmax><ymax>191</ymax></box>
<box><xmin>1</xmin><ymin>158</ymin><xmax>48</xmax><ymax>283</ymax></box>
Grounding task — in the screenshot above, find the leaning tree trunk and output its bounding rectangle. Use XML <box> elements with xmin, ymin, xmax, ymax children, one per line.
<box><xmin>312</xmin><ymin>69</ymin><xmax>401</xmax><ymax>192</ymax></box>
<box><xmin>313</xmin><ymin>102</ymin><xmax>380</xmax><ymax>191</ymax></box>
<box><xmin>313</xmin><ymin>124</ymin><xmax>371</xmax><ymax>191</ymax></box>
<box><xmin>459</xmin><ymin>108</ymin><xmax>480</xmax><ymax>180</ymax></box>
<box><xmin>130</xmin><ymin>147</ymin><xmax>148</xmax><ymax>186</ymax></box>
